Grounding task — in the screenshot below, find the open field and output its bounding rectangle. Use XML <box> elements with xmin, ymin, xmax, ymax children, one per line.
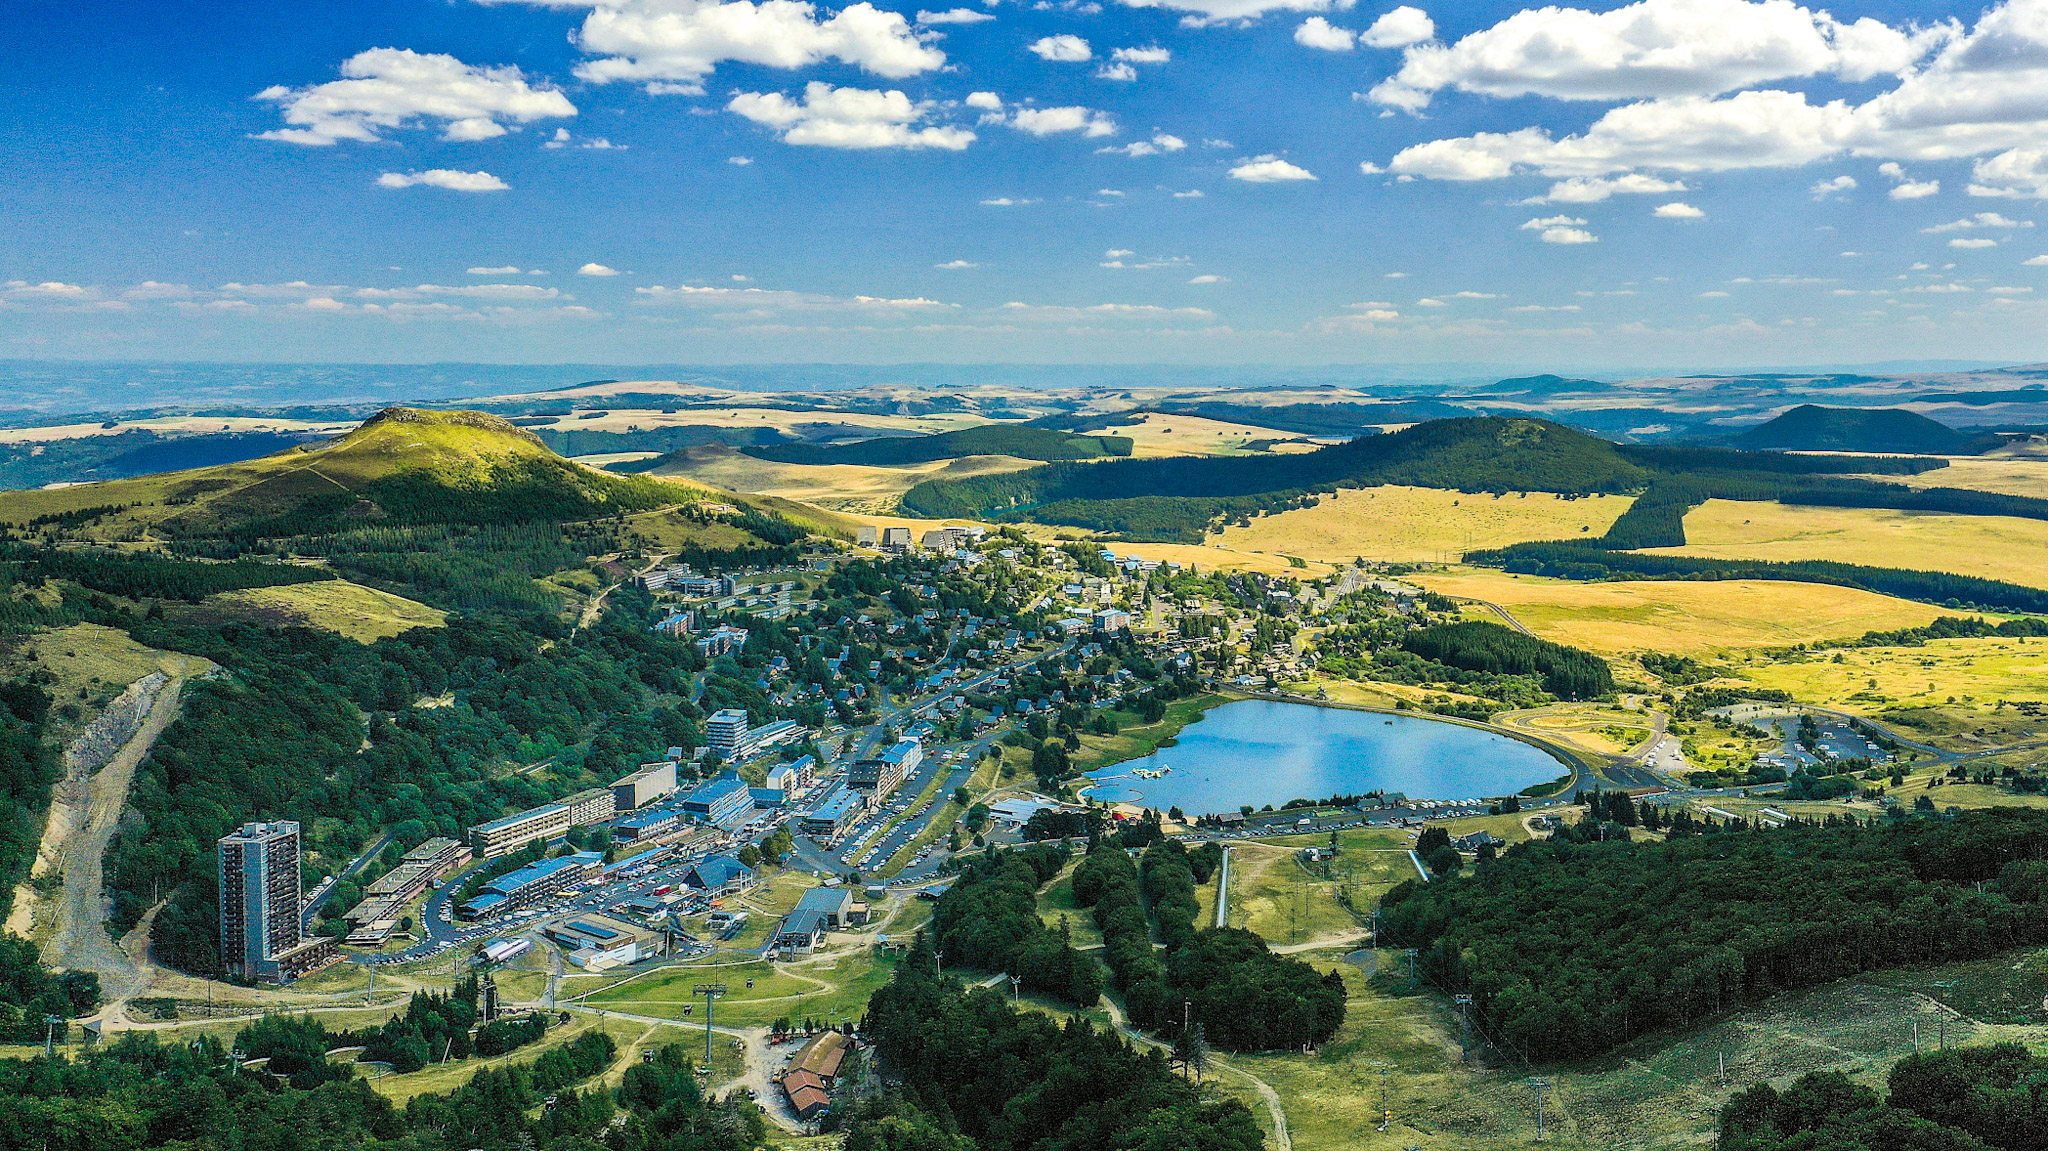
<box><xmin>1648</xmin><ymin>499</ymin><xmax>2048</xmax><ymax>590</ymax></box>
<box><xmin>1414</xmin><ymin>568</ymin><xmax>1950</xmax><ymax>655</ymax></box>
<box><xmin>1038</xmin><ymin>865</ymin><xmax>1106</xmax><ymax>949</ymax></box>
<box><xmin>1220</xmin><ymin>841</ymin><xmax>1372</xmax><ymax>947</ymax></box>
<box><xmin>1077</xmin><ymin>537</ymin><xmax>1336</xmax><ymax>577</ymax></box>
<box><xmin>192</xmin><ymin>579</ymin><xmax>447</xmax><ymax>642</ymax></box>
<box><xmin>1856</xmin><ymin>454</ymin><xmax>2048</xmax><ymax>500</ymax></box>
<box><xmin>1212</xmin><ymin>485</ymin><xmax>1633</xmax><ymax>565</ymax></box>
<box><xmin>1498</xmin><ymin>703</ymin><xmax>1655</xmax><ymax>757</ymax></box>
<box><xmin>363</xmin><ymin>1013</ymin><xmax>741</xmax><ymax>1104</ymax></box>
<box><xmin>1107</xmin><ymin>412</ymin><xmax>1305</xmax><ymax>457</ymax></box>
<box><xmin>0</xmin><ymin>415</ymin><xmax>353</xmax><ymax>445</ymax></box>
<box><xmin>650</xmin><ymin>444</ymin><xmax>1042</xmax><ymax>513</ymax></box>
<box><xmin>583</xmin><ymin>951</ymin><xmax>899</xmax><ymax>1030</ymax></box>
<box><xmin>0</xmin><ymin>621</ymin><xmax>189</xmax><ymax>719</ymax></box>
<box><xmin>1729</xmin><ymin>636</ymin><xmax>2048</xmax><ymax>723</ymax></box>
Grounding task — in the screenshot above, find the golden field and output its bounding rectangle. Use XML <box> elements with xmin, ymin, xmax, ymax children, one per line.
<box><xmin>1211</xmin><ymin>485</ymin><xmax>1633</xmax><ymax>564</ymax></box>
<box><xmin>1856</xmin><ymin>453</ymin><xmax>2048</xmax><ymax>500</ymax></box>
<box><xmin>1413</xmin><ymin>568</ymin><xmax>1949</xmax><ymax>655</ymax></box>
<box><xmin>649</xmin><ymin>444</ymin><xmax>1040</xmax><ymax>513</ymax></box>
<box><xmin>1649</xmin><ymin>499</ymin><xmax>2048</xmax><ymax>590</ymax></box>
<box><xmin>1731</xmin><ymin>635</ymin><xmax>2048</xmax><ymax>715</ymax></box>
<box><xmin>1107</xmin><ymin>412</ymin><xmax>1306</xmax><ymax>457</ymax></box>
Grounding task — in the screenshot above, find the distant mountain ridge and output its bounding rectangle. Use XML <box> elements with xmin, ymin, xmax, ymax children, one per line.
<box><xmin>1729</xmin><ymin>405</ymin><xmax>1983</xmax><ymax>454</ymax></box>
<box><xmin>742</xmin><ymin>423</ymin><xmax>1133</xmax><ymax>466</ymax></box>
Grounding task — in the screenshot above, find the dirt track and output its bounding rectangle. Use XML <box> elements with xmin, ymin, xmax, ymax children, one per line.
<box><xmin>36</xmin><ymin>662</ymin><xmax>207</xmax><ymax>1013</ymax></box>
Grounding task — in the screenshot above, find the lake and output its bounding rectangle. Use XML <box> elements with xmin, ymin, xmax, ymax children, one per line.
<box><xmin>1080</xmin><ymin>699</ymin><xmax>1567</xmax><ymax>815</ymax></box>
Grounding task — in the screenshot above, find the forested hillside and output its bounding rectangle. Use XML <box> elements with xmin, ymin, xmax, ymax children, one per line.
<box><xmin>899</xmin><ymin>416</ymin><xmax>1959</xmax><ymax>542</ymax></box>
<box><xmin>1400</xmin><ymin>621</ymin><xmax>1613</xmax><ymax>700</ymax></box>
<box><xmin>1720</xmin><ymin>1044</ymin><xmax>2048</xmax><ymax>1150</ymax></box>
<box><xmin>903</xmin><ymin>417</ymin><xmax>1657</xmax><ymax>539</ymax></box>
<box><xmin>1381</xmin><ymin>809</ymin><xmax>2048</xmax><ymax>1062</ymax></box>
<box><xmin>1729</xmin><ymin>404</ymin><xmax>1982</xmax><ymax>454</ymax></box>
<box><xmin>859</xmin><ymin>933</ymin><xmax>1265</xmax><ymax>1151</ymax></box>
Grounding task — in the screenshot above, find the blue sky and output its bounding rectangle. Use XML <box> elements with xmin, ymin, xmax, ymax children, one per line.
<box><xmin>4</xmin><ymin>0</ymin><xmax>2047</xmax><ymax>368</ymax></box>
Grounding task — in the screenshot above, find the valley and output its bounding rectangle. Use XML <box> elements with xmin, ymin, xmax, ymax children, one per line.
<box><xmin>4</xmin><ymin>380</ymin><xmax>2048</xmax><ymax>1151</ymax></box>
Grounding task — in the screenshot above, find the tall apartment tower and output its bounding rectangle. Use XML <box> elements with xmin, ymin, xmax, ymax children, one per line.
<box><xmin>218</xmin><ymin>820</ymin><xmax>304</xmax><ymax>981</ymax></box>
<box><xmin>706</xmin><ymin>708</ymin><xmax>750</xmax><ymax>761</ymax></box>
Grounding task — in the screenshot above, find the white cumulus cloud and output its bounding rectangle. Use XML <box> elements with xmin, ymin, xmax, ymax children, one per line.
<box><xmin>1970</xmin><ymin>149</ymin><xmax>2048</xmax><ymax>200</ymax></box>
<box><xmin>1360</xmin><ymin>6</ymin><xmax>1434</xmax><ymax>48</ymax></box>
<box><xmin>729</xmin><ymin>81</ymin><xmax>975</xmax><ymax>149</ymax></box>
<box><xmin>1029</xmin><ymin>34</ymin><xmax>1092</xmax><ymax>61</ymax></box>
<box><xmin>572</xmin><ymin>0</ymin><xmax>944</xmax><ymax>95</ymax></box>
<box><xmin>1522</xmin><ymin>214</ymin><xmax>1598</xmax><ymax>243</ymax></box>
<box><xmin>1379</xmin><ymin>1</ymin><xmax>2048</xmax><ymax>186</ymax></box>
<box><xmin>1098</xmin><ymin>131</ymin><xmax>1186</xmax><ymax>156</ymax></box>
<box><xmin>1008</xmin><ymin>105</ymin><xmax>1117</xmax><ymax>136</ymax></box>
<box><xmin>1367</xmin><ymin>0</ymin><xmax>1954</xmax><ymax>112</ymax></box>
<box><xmin>1229</xmin><ymin>155</ymin><xmax>1316</xmax><ymax>181</ymax></box>
<box><xmin>917</xmin><ymin>7</ymin><xmax>995</xmax><ymax>21</ymax></box>
<box><xmin>255</xmin><ymin>48</ymin><xmax>575</xmax><ymax>145</ymax></box>
<box><xmin>1113</xmin><ymin>45</ymin><xmax>1172</xmax><ymax>62</ymax></box>
<box><xmin>377</xmin><ymin>169</ymin><xmax>510</xmax><ymax>191</ymax></box>
<box><xmin>579</xmin><ymin>263</ymin><xmax>623</xmax><ymax>275</ymax></box>
<box><xmin>1524</xmin><ymin>173</ymin><xmax>1687</xmax><ymax>203</ymax></box>
<box><xmin>1922</xmin><ymin>212</ymin><xmax>2032</xmax><ymax>233</ymax></box>
<box><xmin>1294</xmin><ymin>16</ymin><xmax>1354</xmax><ymax>50</ymax></box>
<box><xmin>1810</xmin><ymin>174</ymin><xmax>1858</xmax><ymax>198</ymax></box>
<box><xmin>1654</xmin><ymin>200</ymin><xmax>1705</xmax><ymax>217</ymax></box>
<box><xmin>1115</xmin><ymin>0</ymin><xmax>1353</xmax><ymax>26</ymax></box>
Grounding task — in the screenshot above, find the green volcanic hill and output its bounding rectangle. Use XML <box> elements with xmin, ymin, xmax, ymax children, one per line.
<box><xmin>0</xmin><ymin>408</ymin><xmax>687</xmax><ymax>541</ymax></box>
<box><xmin>741</xmin><ymin>423</ymin><xmax>1133</xmax><ymax>466</ymax></box>
<box><xmin>1730</xmin><ymin>405</ymin><xmax>1980</xmax><ymax>454</ymax></box>
<box><xmin>902</xmin><ymin>416</ymin><xmax>1656</xmax><ymax>539</ymax></box>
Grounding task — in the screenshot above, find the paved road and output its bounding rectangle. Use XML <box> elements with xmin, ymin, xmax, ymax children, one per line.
<box><xmin>303</xmin><ymin>830</ymin><xmax>396</xmax><ymax>929</ymax></box>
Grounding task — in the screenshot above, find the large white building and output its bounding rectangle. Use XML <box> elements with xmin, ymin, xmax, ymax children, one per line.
<box><xmin>706</xmin><ymin>709</ymin><xmax>750</xmax><ymax>760</ymax></box>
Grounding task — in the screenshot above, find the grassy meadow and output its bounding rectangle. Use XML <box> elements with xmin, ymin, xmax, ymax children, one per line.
<box><xmin>1729</xmin><ymin>636</ymin><xmax>2048</xmax><ymax>721</ymax></box>
<box><xmin>194</xmin><ymin>580</ymin><xmax>447</xmax><ymax>642</ymax></box>
<box><xmin>1415</xmin><ymin>568</ymin><xmax>1950</xmax><ymax>655</ymax></box>
<box><xmin>1650</xmin><ymin>499</ymin><xmax>2048</xmax><ymax>590</ymax></box>
<box><xmin>1212</xmin><ymin>485</ymin><xmax>1634</xmax><ymax>565</ymax></box>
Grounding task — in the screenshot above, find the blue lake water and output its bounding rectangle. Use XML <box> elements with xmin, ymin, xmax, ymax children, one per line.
<box><xmin>1080</xmin><ymin>699</ymin><xmax>1567</xmax><ymax>815</ymax></box>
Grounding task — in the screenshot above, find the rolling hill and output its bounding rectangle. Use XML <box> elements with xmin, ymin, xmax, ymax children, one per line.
<box><xmin>901</xmin><ymin>417</ymin><xmax>1659</xmax><ymax>538</ymax></box>
<box><xmin>1730</xmin><ymin>405</ymin><xmax>1982</xmax><ymax>454</ymax></box>
<box><xmin>0</xmin><ymin>408</ymin><xmax>686</xmax><ymax>541</ymax></box>
<box><xmin>740</xmin><ymin>423</ymin><xmax>1133</xmax><ymax>466</ymax></box>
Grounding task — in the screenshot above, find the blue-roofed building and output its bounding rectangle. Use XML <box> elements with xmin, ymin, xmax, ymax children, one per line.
<box><xmin>458</xmin><ymin>852</ymin><xmax>602</xmax><ymax>919</ymax></box>
<box><xmin>680</xmin><ymin>771</ymin><xmax>752</xmax><ymax>825</ymax></box>
<box><xmin>773</xmin><ymin>886</ymin><xmax>859</xmax><ymax>953</ymax></box>
<box><xmin>613</xmin><ymin>809</ymin><xmax>681</xmax><ymax>843</ymax></box>
<box><xmin>750</xmin><ymin>787</ymin><xmax>786</xmax><ymax>807</ymax></box>
<box><xmin>683</xmin><ymin>854</ymin><xmax>754</xmax><ymax>894</ymax></box>
<box><xmin>798</xmin><ymin>785</ymin><xmax>864</xmax><ymax>840</ymax></box>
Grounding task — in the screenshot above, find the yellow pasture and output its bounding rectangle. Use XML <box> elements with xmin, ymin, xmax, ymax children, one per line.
<box><xmin>1650</xmin><ymin>499</ymin><xmax>2048</xmax><ymax>590</ymax></box>
<box><xmin>1413</xmin><ymin>568</ymin><xmax>1949</xmax><ymax>655</ymax></box>
<box><xmin>1211</xmin><ymin>485</ymin><xmax>1632</xmax><ymax>564</ymax></box>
